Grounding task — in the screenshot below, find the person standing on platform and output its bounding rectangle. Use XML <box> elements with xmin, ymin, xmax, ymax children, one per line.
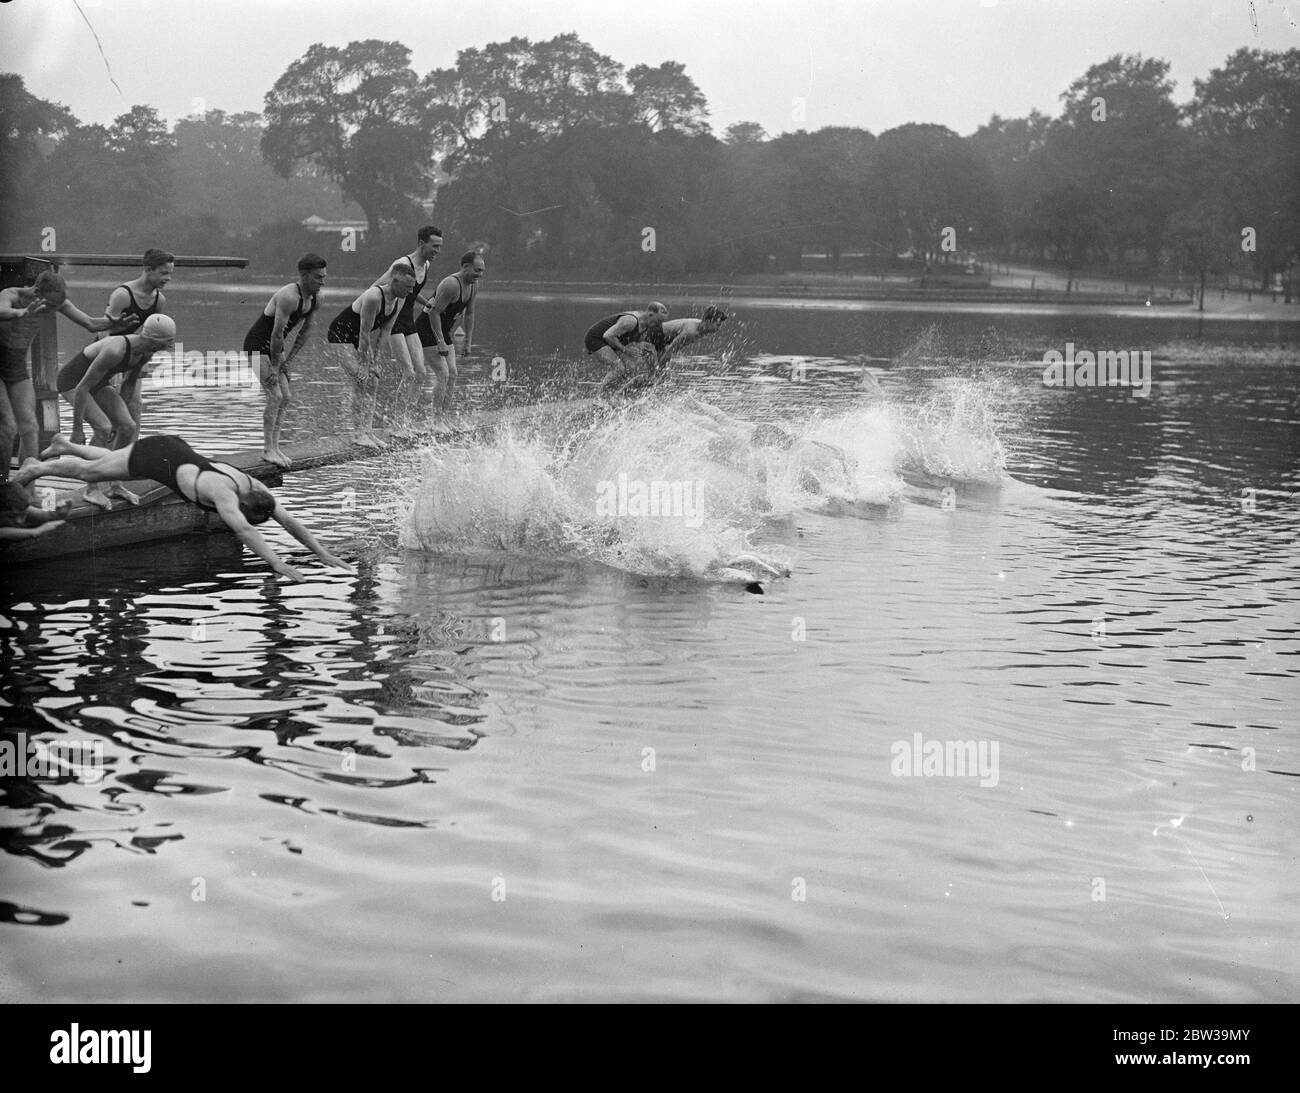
<box><xmin>418</xmin><ymin>250</ymin><xmax>485</xmax><ymax>417</ymax></box>
<box><xmin>54</xmin><ymin>314</ymin><xmax>177</xmax><ymax>507</ymax></box>
<box><xmin>243</xmin><ymin>254</ymin><xmax>327</xmax><ymax>467</ymax></box>
<box><xmin>372</xmin><ymin>226</ymin><xmax>443</xmax><ymax>434</ymax></box>
<box><xmin>326</xmin><ymin>268</ymin><xmax>415</xmax><ymax>448</ymax></box>
<box><xmin>0</xmin><ymin>271</ymin><xmax>118</xmax><ymax>480</ymax></box>
<box><xmin>103</xmin><ymin>249</ymin><xmax>173</xmax><ymax>333</ymax></box>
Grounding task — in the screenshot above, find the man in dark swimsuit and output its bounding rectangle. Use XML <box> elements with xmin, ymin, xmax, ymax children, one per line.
<box><xmin>586</xmin><ymin>302</ymin><xmax>669</xmax><ymax>398</ymax></box>
<box><xmin>0</xmin><ymin>271</ymin><xmax>117</xmax><ymax>480</ymax></box>
<box><xmin>371</xmin><ymin>226</ymin><xmax>443</xmax><ymax>434</ymax></box>
<box><xmin>243</xmin><ymin>253</ymin><xmax>327</xmax><ymax>468</ymax></box>
<box><xmin>326</xmin><ymin>268</ymin><xmax>416</xmax><ymax>448</ymax></box>
<box><xmin>56</xmin><ymin>314</ymin><xmax>176</xmax><ymax>507</ymax></box>
<box><xmin>104</xmin><ymin>248</ymin><xmax>172</xmax><ymax>333</ymax></box>
<box><xmin>14</xmin><ymin>434</ymin><xmax>354</xmax><ymax>582</ymax></box>
<box><xmin>419</xmin><ymin>250</ymin><xmax>485</xmax><ymax>416</ymax></box>
<box><xmin>616</xmin><ymin>305</ymin><xmax>730</xmax><ymax>397</ymax></box>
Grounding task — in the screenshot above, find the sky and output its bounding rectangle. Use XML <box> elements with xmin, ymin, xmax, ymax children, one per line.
<box><xmin>1</xmin><ymin>0</ymin><xmax>1298</xmax><ymax>137</ymax></box>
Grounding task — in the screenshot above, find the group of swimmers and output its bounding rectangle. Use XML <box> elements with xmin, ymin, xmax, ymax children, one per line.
<box><xmin>0</xmin><ymin>231</ymin><xmax>735</xmax><ymax>577</ymax></box>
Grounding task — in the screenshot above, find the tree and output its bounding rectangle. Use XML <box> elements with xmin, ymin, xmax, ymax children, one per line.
<box><xmin>1186</xmin><ymin>48</ymin><xmax>1300</xmax><ymax>287</ymax></box>
<box><xmin>724</xmin><ymin>121</ymin><xmax>767</xmax><ymax>145</ymax></box>
<box><xmin>262</xmin><ymin>40</ymin><xmax>433</xmax><ymax>232</ymax></box>
<box><xmin>628</xmin><ymin>61</ymin><xmax>710</xmax><ymax>134</ymax></box>
<box><xmin>0</xmin><ymin>74</ymin><xmax>76</xmax><ymax>247</ymax></box>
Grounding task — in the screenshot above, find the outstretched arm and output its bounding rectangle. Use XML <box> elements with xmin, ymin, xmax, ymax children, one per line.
<box><xmin>273</xmin><ymin>504</ymin><xmax>355</xmax><ymax>572</ymax></box>
<box><xmin>58</xmin><ymin>299</ymin><xmax>115</xmax><ymax>332</ymax></box>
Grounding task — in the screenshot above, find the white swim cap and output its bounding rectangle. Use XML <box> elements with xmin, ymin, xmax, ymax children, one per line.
<box><xmin>140</xmin><ymin>314</ymin><xmax>176</xmax><ymax>341</ymax></box>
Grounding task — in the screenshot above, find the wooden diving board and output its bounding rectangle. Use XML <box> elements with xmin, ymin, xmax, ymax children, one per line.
<box><xmin>2</xmin><ymin>398</ymin><xmax>604</xmax><ymax>566</ymax></box>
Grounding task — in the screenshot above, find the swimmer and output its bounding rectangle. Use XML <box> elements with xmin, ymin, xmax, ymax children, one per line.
<box><xmin>103</xmin><ymin>248</ymin><xmax>173</xmax><ymax>333</ymax></box>
<box><xmin>0</xmin><ymin>271</ymin><xmax>119</xmax><ymax>479</ymax></box>
<box><xmin>326</xmin><ymin>268</ymin><xmax>416</xmax><ymax>448</ymax></box>
<box><xmin>14</xmin><ymin>434</ymin><xmax>355</xmax><ymax>582</ymax></box>
<box><xmin>586</xmin><ymin>303</ymin><xmax>669</xmax><ymax>399</ymax></box>
<box><xmin>417</xmin><ymin>250</ymin><xmax>484</xmax><ymax>417</ymax></box>
<box><xmin>372</xmin><ymin>226</ymin><xmax>443</xmax><ymax>434</ymax></box>
<box><xmin>612</xmin><ymin>306</ymin><xmax>730</xmax><ymax>398</ymax></box>
<box><xmin>244</xmin><ymin>253</ymin><xmax>327</xmax><ymax>467</ymax></box>
<box><xmin>55</xmin><ymin>314</ymin><xmax>177</xmax><ymax>508</ymax></box>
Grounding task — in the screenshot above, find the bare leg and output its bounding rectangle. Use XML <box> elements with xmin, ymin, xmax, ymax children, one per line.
<box><xmin>387</xmin><ymin>334</ymin><xmax>418</xmax><ymax>437</ymax></box>
<box><xmin>83</xmin><ymin>391</ymin><xmax>139</xmax><ymax>507</ymax></box>
<box><xmin>428</xmin><ymin>351</ymin><xmax>449</xmax><ymax>420</ymax></box>
<box><xmin>7</xmin><ymin>378</ymin><xmax>39</xmax><ymax>468</ymax></box>
<box><xmin>0</xmin><ymin>383</ymin><xmax>17</xmax><ymax>482</ymax></box>
<box><xmin>441</xmin><ymin>344</ymin><xmax>459</xmax><ymax>414</ymax></box>
<box><xmin>15</xmin><ymin>446</ymin><xmax>133</xmax><ymax>488</ymax></box>
<box><xmin>261</xmin><ymin>363</ymin><xmax>291</xmax><ymax>467</ymax></box>
<box><xmin>60</xmin><ymin>390</ymin><xmax>114</xmax><ymax>446</ymax></box>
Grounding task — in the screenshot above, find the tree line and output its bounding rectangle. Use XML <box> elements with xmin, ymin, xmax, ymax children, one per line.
<box><xmin>1</xmin><ymin>37</ymin><xmax>1297</xmax><ymax>287</ymax></box>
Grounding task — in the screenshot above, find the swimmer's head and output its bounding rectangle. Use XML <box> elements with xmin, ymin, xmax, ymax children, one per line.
<box><xmin>139</xmin><ymin>313</ymin><xmax>176</xmax><ymax>347</ymax></box>
<box><xmin>751</xmin><ymin>423</ymin><xmax>794</xmax><ymax>449</ymax></box>
<box><xmin>31</xmin><ymin>271</ymin><xmax>67</xmax><ymax>309</ymax></box>
<box><xmin>701</xmin><ymin>305</ymin><xmax>728</xmax><ymax>333</ymax></box>
<box><xmin>142</xmin><ymin>249</ymin><xmax>175</xmax><ymax>287</ymax></box>
<box><xmin>238</xmin><ymin>481</ymin><xmax>277</xmax><ymax>525</ymax></box>
<box><xmin>297</xmin><ymin>253</ymin><xmax>327</xmax><ymax>294</ymax></box>
<box><xmin>417</xmin><ymin>225</ymin><xmax>443</xmax><ymax>258</ymax></box>
<box><xmin>461</xmin><ymin>251</ymin><xmax>486</xmax><ymax>281</ymax></box>
<box><xmin>646</xmin><ymin>302</ymin><xmax>668</xmax><ymax>327</ymax></box>
<box><xmin>391</xmin><ymin>268</ymin><xmax>417</xmax><ymax>297</ymax></box>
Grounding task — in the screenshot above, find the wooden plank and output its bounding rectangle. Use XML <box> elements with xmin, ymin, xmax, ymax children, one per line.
<box><xmin>0</xmin><ymin>254</ymin><xmax>250</xmax><ymax>268</ymax></box>
<box><xmin>3</xmin><ymin>398</ymin><xmax>603</xmax><ymax>566</ymax></box>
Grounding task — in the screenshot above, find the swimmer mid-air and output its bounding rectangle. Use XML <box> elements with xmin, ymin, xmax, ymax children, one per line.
<box><xmin>14</xmin><ymin>434</ymin><xmax>355</xmax><ymax>582</ymax></box>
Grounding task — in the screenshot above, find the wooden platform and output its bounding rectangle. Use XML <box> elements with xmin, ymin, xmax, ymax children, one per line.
<box><xmin>3</xmin><ymin>398</ymin><xmax>603</xmax><ymax>566</ymax></box>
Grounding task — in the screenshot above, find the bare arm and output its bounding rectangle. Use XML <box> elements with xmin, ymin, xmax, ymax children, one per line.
<box><xmin>430</xmin><ymin>279</ymin><xmax>458</xmax><ymax>354</ymax></box>
<box><xmin>0</xmin><ymin>521</ymin><xmax>66</xmax><ymax>541</ymax></box>
<box><xmin>58</xmin><ymin>299</ymin><xmax>114</xmax><ymax>332</ymax></box>
<box><xmin>213</xmin><ymin>493</ymin><xmax>305</xmax><ymax>581</ymax></box>
<box><xmin>268</xmin><ymin>286</ymin><xmax>296</xmax><ymax>367</ymax></box>
<box><xmin>356</xmin><ymin>289</ymin><xmax>382</xmax><ymax>367</ymax></box>
<box><xmin>71</xmin><ymin>342</ymin><xmax>123</xmax><ymax>435</ymax></box>
<box><xmin>603</xmin><ymin>315</ymin><xmax>640</xmax><ymax>356</ymax></box>
<box><xmin>272</xmin><ymin>503</ymin><xmax>355</xmax><ymax>571</ymax></box>
<box><xmin>0</xmin><ymin>289</ymin><xmax>36</xmax><ymax>320</ymax></box>
<box><xmin>284</xmin><ymin>308</ymin><xmax>315</xmax><ymax>365</ymax></box>
<box><xmin>462</xmin><ymin>296</ymin><xmax>475</xmax><ymax>354</ymax></box>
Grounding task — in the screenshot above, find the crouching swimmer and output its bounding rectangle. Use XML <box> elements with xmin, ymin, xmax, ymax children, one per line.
<box><xmin>14</xmin><ymin>434</ymin><xmax>355</xmax><ymax>582</ymax></box>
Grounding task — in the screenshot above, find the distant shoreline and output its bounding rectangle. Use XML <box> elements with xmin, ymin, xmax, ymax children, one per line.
<box><xmin>55</xmin><ymin>275</ymin><xmax>1300</xmax><ymax>323</ymax></box>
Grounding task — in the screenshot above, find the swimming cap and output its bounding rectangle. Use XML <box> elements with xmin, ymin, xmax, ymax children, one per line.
<box><xmin>140</xmin><ymin>314</ymin><xmax>176</xmax><ymax>341</ymax></box>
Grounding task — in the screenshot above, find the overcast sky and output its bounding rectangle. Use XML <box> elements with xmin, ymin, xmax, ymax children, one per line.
<box><xmin>2</xmin><ymin>0</ymin><xmax>1298</xmax><ymax>137</ymax></box>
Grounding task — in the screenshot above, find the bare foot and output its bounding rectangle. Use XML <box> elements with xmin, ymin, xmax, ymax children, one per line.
<box><xmin>40</xmin><ymin>435</ymin><xmax>71</xmax><ymax>458</ymax></box>
<box><xmin>81</xmin><ymin>486</ymin><xmax>112</xmax><ymax>509</ymax></box>
<box><xmin>105</xmin><ymin>483</ymin><xmax>142</xmax><ymax>506</ymax></box>
<box><xmin>264</xmin><ymin>447</ymin><xmax>292</xmax><ymax>468</ymax></box>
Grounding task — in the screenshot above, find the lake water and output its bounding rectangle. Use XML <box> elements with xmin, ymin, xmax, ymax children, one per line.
<box><xmin>2</xmin><ymin>287</ymin><xmax>1297</xmax><ymax>1002</ymax></box>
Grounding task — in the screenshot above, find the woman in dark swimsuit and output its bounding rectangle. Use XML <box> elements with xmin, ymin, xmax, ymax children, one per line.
<box><xmin>13</xmin><ymin>434</ymin><xmax>354</xmax><ymax>582</ymax></box>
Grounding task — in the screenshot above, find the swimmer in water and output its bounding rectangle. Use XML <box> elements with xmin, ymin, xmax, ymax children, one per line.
<box><xmin>326</xmin><ymin>267</ymin><xmax>416</xmax><ymax>448</ymax></box>
<box><xmin>14</xmin><ymin>434</ymin><xmax>355</xmax><ymax>582</ymax></box>
<box><xmin>55</xmin><ymin>314</ymin><xmax>177</xmax><ymax>508</ymax></box>
<box><xmin>587</xmin><ymin>303</ymin><xmax>669</xmax><ymax>399</ymax></box>
<box><xmin>244</xmin><ymin>253</ymin><xmax>327</xmax><ymax>467</ymax></box>
<box><xmin>615</xmin><ymin>306</ymin><xmax>729</xmax><ymax>397</ymax></box>
<box><xmin>0</xmin><ymin>271</ymin><xmax>120</xmax><ymax>479</ymax></box>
